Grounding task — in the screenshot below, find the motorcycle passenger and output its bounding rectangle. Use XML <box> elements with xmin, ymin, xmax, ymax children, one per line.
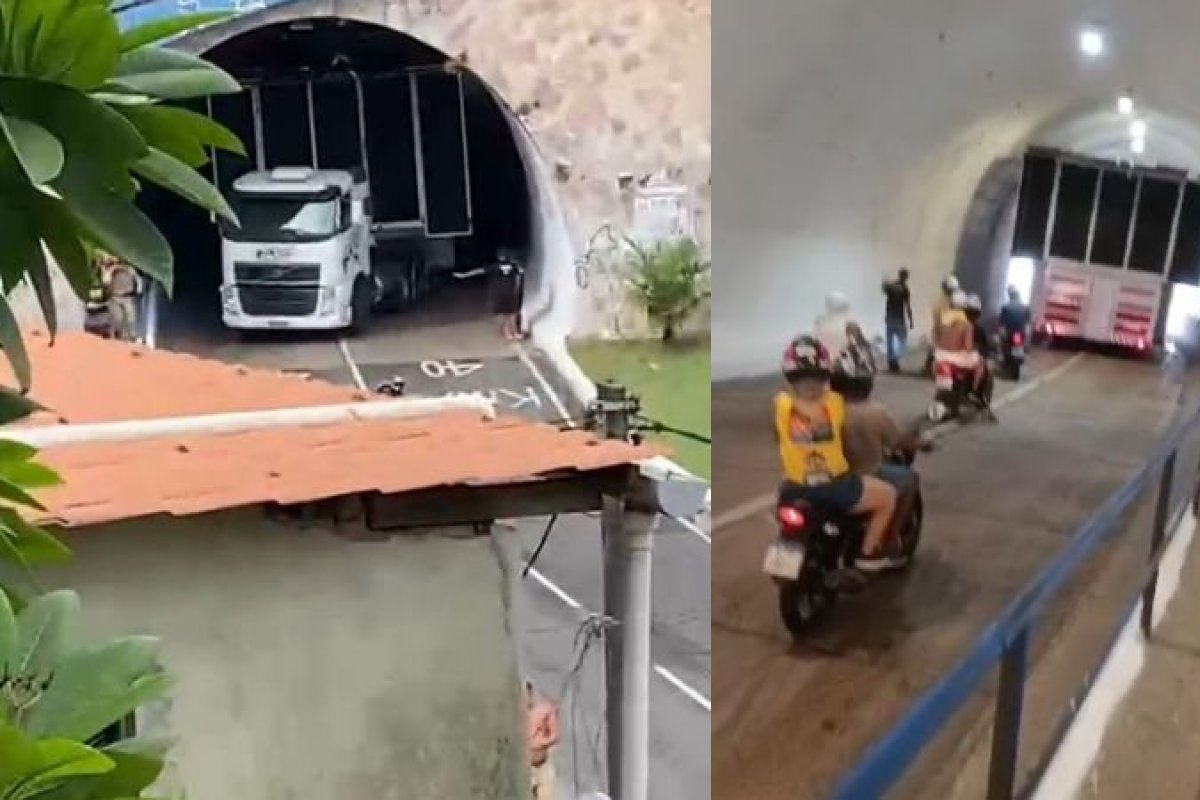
<box><xmin>933</xmin><ymin>289</ymin><xmax>979</xmax><ymax>372</ymax></box>
<box><xmin>774</xmin><ymin>335</ymin><xmax>899</xmax><ymax>573</ymax></box>
<box><xmin>964</xmin><ymin>293</ymin><xmax>994</xmax><ymax>405</ymax></box>
<box><xmin>840</xmin><ymin>359</ymin><xmax>926</xmax><ymax>564</ymax></box>
<box><xmin>814</xmin><ymin>291</ymin><xmax>855</xmax><ymax>363</ymax></box>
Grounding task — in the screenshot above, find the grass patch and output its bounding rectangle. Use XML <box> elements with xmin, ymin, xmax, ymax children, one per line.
<box><xmin>570</xmin><ymin>336</ymin><xmax>710</xmax><ymax>480</ymax></box>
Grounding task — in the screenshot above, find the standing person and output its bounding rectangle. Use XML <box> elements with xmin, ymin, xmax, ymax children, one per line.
<box><xmin>100</xmin><ymin>254</ymin><xmax>142</xmax><ymax>342</ymax></box>
<box><xmin>881</xmin><ymin>269</ymin><xmax>913</xmax><ymax>373</ymax></box>
<box><xmin>525</xmin><ymin>682</ymin><xmax>560</xmax><ymax>800</ymax></box>
<box><xmin>492</xmin><ymin>249</ymin><xmax>526</xmax><ymax>341</ymax></box>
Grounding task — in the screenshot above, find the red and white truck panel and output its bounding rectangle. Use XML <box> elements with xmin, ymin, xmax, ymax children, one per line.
<box><xmin>1036</xmin><ymin>258</ymin><xmax>1163</xmax><ymax>352</ymax></box>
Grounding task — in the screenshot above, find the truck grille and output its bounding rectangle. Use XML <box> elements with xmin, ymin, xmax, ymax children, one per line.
<box><xmin>233</xmin><ymin>262</ymin><xmax>321</xmax><ymax>285</ymax></box>
<box><xmin>237</xmin><ymin>286</ymin><xmax>318</xmax><ymax>317</ymax></box>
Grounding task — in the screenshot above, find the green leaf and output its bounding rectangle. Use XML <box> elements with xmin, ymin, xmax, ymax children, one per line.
<box><xmin>25</xmin><ymin>244</ymin><xmax>57</xmax><ymax>341</ymax></box>
<box><xmin>52</xmin><ymin>164</ymin><xmax>173</xmax><ymax>295</ymax></box>
<box><xmin>30</xmin><ymin>4</ymin><xmax>121</xmax><ymax>91</ymax></box>
<box><xmin>0</xmin><ymin>296</ymin><xmax>31</xmax><ymax>394</ymax></box>
<box><xmin>134</xmin><ymin>147</ymin><xmax>236</xmax><ymax>223</ymax></box>
<box><xmin>1</xmin><ymin>461</ymin><xmax>61</xmax><ymax>491</ymax></box>
<box><xmin>0</xmin><ymin>388</ymin><xmax>42</xmax><ymax>426</ymax></box>
<box><xmin>8</xmin><ymin>590</ymin><xmax>79</xmax><ymax>679</ymax></box>
<box><xmin>0</xmin><ymin>78</ymin><xmax>147</xmax><ymax>180</ymax></box>
<box><xmin>119</xmin><ymin>11</ymin><xmax>232</xmax><ymax>51</ymax></box>
<box><xmin>0</xmin><ymin>115</ymin><xmax>64</xmax><ymax>185</ymax></box>
<box><xmin>31</xmin><ymin>194</ymin><xmax>93</xmax><ymax>299</ymax></box>
<box><xmin>120</xmin><ymin>104</ymin><xmax>244</xmax><ymax>168</ymax></box>
<box><xmin>0</xmin><ymin>723</ymin><xmax>116</xmax><ymax>791</ymax></box>
<box><xmin>0</xmin><ymin>440</ymin><xmax>37</xmax><ymax>464</ymax></box>
<box><xmin>0</xmin><ymin>508</ymin><xmax>70</xmax><ymax>567</ymax></box>
<box><xmin>111</xmin><ymin>48</ymin><xmax>241</xmax><ymax>99</ymax></box>
<box><xmin>0</xmin><ymin>589</ymin><xmax>16</xmax><ymax>671</ymax></box>
<box><xmin>60</xmin><ymin>742</ymin><xmax>167</xmax><ymax>797</ymax></box>
<box><xmin>21</xmin><ymin>636</ymin><xmax>171</xmax><ymax>742</ymax></box>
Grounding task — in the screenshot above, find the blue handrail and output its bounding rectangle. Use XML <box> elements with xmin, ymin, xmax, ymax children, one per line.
<box><xmin>833</xmin><ymin>396</ymin><xmax>1200</xmax><ymax>799</ymax></box>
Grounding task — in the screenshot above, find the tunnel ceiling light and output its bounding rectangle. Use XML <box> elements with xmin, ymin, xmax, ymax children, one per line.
<box><xmin>1078</xmin><ymin>26</ymin><xmax>1106</xmax><ymax>57</ymax></box>
<box><xmin>1117</xmin><ymin>95</ymin><xmax>1134</xmax><ymax>114</ymax></box>
<box><xmin>1131</xmin><ymin>137</ymin><xmax>1146</xmax><ymax>154</ymax></box>
<box><xmin>1130</xmin><ymin>119</ymin><xmax>1148</xmax><ymax>138</ymax></box>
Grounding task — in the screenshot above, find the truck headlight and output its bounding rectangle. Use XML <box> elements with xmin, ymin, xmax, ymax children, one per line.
<box><xmin>221</xmin><ymin>286</ymin><xmax>237</xmax><ymax>313</ymax></box>
<box><xmin>319</xmin><ymin>286</ymin><xmax>338</xmax><ymax>314</ymax></box>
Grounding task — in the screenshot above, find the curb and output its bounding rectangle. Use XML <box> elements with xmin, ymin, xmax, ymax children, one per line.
<box><xmin>534</xmin><ymin>332</ymin><xmax>711</xmax><ymax>508</ymax></box>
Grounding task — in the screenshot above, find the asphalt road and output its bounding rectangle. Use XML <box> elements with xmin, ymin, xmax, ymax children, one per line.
<box><xmin>711</xmin><ymin>352</ymin><xmax>1181</xmax><ymax>799</ymax></box>
<box><xmin>160</xmin><ymin>310</ymin><xmax>712</xmax><ymax>800</ymax></box>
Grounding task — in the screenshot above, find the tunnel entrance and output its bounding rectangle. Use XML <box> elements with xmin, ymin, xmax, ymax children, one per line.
<box><xmin>142</xmin><ymin>18</ymin><xmax>533</xmax><ymax>352</ymax></box>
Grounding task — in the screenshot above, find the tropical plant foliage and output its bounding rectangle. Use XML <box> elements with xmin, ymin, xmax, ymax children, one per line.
<box><xmin>626</xmin><ymin>236</ymin><xmax>711</xmax><ymax>342</ymax></box>
<box><xmin>0</xmin><ymin>2</ymin><xmax>247</xmax><ymax>795</ymax></box>
<box><xmin>0</xmin><ymin>0</ymin><xmax>243</xmax><ymax>396</ymax></box>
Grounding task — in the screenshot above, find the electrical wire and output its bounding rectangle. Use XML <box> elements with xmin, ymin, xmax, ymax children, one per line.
<box><xmin>522</xmin><ymin>514</ymin><xmax>558</xmax><ymax>577</ymax></box>
<box><xmin>637</xmin><ymin>417</ymin><xmax>712</xmax><ymax>445</ymax></box>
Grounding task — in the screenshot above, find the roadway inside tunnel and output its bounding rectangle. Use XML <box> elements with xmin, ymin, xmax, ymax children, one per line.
<box><xmin>141</xmin><ymin>18</ymin><xmax>533</xmax><ymax>353</ymax></box>
<box><xmin>710</xmin><ymin>356</ymin><xmax>1181</xmax><ymax>798</ymax></box>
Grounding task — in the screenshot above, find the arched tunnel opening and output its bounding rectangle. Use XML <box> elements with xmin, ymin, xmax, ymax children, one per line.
<box><xmin>141</xmin><ymin>17</ymin><xmax>534</xmax><ymax>350</ymax></box>
<box><xmin>950</xmin><ymin>107</ymin><xmax>1200</xmax><ymax>354</ymax></box>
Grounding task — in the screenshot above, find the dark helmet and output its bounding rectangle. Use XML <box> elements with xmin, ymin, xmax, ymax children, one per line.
<box><xmin>781</xmin><ymin>335</ymin><xmax>832</xmax><ymax>382</ymax></box>
<box><xmin>830</xmin><ymin>337</ymin><xmax>876</xmax><ymax>400</ymax></box>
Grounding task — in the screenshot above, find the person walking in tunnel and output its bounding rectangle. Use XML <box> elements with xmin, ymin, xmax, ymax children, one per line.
<box><xmin>881</xmin><ymin>268</ymin><xmax>913</xmax><ymax>373</ymax></box>
<box><xmin>774</xmin><ymin>335</ymin><xmax>899</xmax><ymax>573</ymax></box>
<box><xmin>492</xmin><ymin>248</ymin><xmax>526</xmax><ymax>341</ymax></box>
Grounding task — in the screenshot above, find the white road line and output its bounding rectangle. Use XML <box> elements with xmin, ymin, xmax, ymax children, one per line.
<box><xmin>526</xmin><ymin>563</ymin><xmax>711</xmax><ymax>712</ymax></box>
<box><xmin>670</xmin><ymin>514</ymin><xmax>712</xmax><ymax>544</ymax></box>
<box><xmin>654</xmin><ymin>665</ymin><xmax>712</xmax><ymax>711</ymax></box>
<box><xmin>711</xmin><ymin>353</ymin><xmax>1087</xmax><ymax>532</ymax></box>
<box><xmin>528</xmin><ymin>567</ymin><xmax>583</xmax><ymax>611</ymax></box>
<box><xmin>514</xmin><ymin>343</ymin><xmax>576</xmax><ymax>427</ymax></box>
<box><xmin>337</xmin><ymin>338</ymin><xmax>369</xmax><ymax>392</ymax></box>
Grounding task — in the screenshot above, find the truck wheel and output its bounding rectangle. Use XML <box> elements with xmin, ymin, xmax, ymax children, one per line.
<box><xmin>349</xmin><ymin>277</ymin><xmax>373</xmax><ymax>335</ymax></box>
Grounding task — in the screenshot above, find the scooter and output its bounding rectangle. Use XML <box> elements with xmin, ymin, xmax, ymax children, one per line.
<box><xmin>927</xmin><ymin>357</ymin><xmax>990</xmax><ymax>423</ymax></box>
<box><xmin>763</xmin><ymin>450</ymin><xmax>925</xmax><ymax>638</ymax></box>
<box><xmin>998</xmin><ymin>328</ymin><xmax>1027</xmax><ymax>381</ymax></box>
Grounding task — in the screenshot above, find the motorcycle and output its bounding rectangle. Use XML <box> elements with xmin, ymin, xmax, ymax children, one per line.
<box><xmin>998</xmin><ymin>328</ymin><xmax>1026</xmax><ymax>381</ymax></box>
<box><xmin>763</xmin><ymin>450</ymin><xmax>925</xmax><ymax>637</ymax></box>
<box><xmin>926</xmin><ymin>357</ymin><xmax>990</xmax><ymax>423</ymax></box>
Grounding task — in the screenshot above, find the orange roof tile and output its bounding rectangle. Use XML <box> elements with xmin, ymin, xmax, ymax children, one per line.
<box><xmin>1</xmin><ymin>332</ymin><xmax>656</xmax><ymax>527</ymax></box>
<box><xmin>6</xmin><ymin>331</ymin><xmax>368</xmax><ymax>425</ymax></box>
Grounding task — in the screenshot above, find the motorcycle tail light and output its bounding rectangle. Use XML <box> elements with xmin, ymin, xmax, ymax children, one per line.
<box><xmin>777</xmin><ymin>506</ymin><xmax>806</xmax><ymax>531</ymax></box>
<box><xmin>935</xmin><ymin>361</ymin><xmax>953</xmax><ymax>378</ymax></box>
<box><xmin>1013</xmin><ymin>332</ymin><xmax>1024</xmax><ymax>346</ymax></box>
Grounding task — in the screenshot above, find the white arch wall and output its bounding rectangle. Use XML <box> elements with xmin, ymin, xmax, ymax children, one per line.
<box><xmin>714</xmin><ymin>0</ymin><xmax>1200</xmax><ymax>379</ymax></box>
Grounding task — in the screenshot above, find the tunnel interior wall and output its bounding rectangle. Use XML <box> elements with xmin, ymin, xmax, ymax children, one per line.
<box><xmin>714</xmin><ymin>0</ymin><xmax>1200</xmax><ymax>379</ymax></box>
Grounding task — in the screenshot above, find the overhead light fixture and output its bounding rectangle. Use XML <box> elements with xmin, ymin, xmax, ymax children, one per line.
<box><xmin>1131</xmin><ymin>137</ymin><xmax>1146</xmax><ymax>155</ymax></box>
<box><xmin>1079</xmin><ymin>26</ymin><xmax>1106</xmax><ymax>57</ymax></box>
<box><xmin>1117</xmin><ymin>96</ymin><xmax>1134</xmax><ymax>115</ymax></box>
<box><xmin>1130</xmin><ymin>119</ymin><xmax>1148</xmax><ymax>138</ymax></box>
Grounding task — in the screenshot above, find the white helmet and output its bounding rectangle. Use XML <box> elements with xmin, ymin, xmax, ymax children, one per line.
<box><xmin>965</xmin><ymin>293</ymin><xmax>982</xmax><ymax>311</ymax></box>
<box><xmin>950</xmin><ymin>289</ymin><xmax>968</xmax><ymax>309</ymax></box>
<box><xmin>942</xmin><ymin>275</ymin><xmax>960</xmax><ymax>293</ymax></box>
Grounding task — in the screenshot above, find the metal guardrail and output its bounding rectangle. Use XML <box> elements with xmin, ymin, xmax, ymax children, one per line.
<box><xmin>832</xmin><ymin>382</ymin><xmax>1200</xmax><ymax>800</ymax></box>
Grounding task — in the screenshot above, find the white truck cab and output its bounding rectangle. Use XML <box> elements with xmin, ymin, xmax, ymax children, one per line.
<box><xmin>219</xmin><ymin>167</ymin><xmax>375</xmax><ymax>332</ymax></box>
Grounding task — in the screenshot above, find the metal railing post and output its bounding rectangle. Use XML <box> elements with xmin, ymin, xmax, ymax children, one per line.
<box><xmin>986</xmin><ymin>629</ymin><xmax>1030</xmax><ymax>800</ymax></box>
<box><xmin>1141</xmin><ymin>450</ymin><xmax>1177</xmax><ymax>637</ymax></box>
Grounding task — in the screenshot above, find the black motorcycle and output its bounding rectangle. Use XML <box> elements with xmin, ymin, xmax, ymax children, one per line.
<box><xmin>998</xmin><ymin>328</ymin><xmax>1027</xmax><ymax>381</ymax></box>
<box><xmin>765</xmin><ymin>450</ymin><xmax>925</xmax><ymax>638</ymax></box>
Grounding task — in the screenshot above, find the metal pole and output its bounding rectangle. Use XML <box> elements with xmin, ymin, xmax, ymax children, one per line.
<box><xmin>1162</xmin><ymin>180</ymin><xmax>1187</xmax><ymax>279</ymax></box>
<box><xmin>597</xmin><ymin>380</ymin><xmax>652</xmax><ymax>800</ymax></box>
<box><xmin>1042</xmin><ymin>159</ymin><xmax>1062</xmax><ymax>260</ymax></box>
<box><xmin>1142</xmin><ymin>450</ymin><xmax>1177</xmax><ymax>636</ymax></box>
<box><xmin>250</xmin><ymin>86</ymin><xmax>266</xmax><ymax>171</ymax></box>
<box><xmin>1084</xmin><ymin>169</ymin><xmax>1102</xmax><ymax>264</ymax></box>
<box><xmin>986</xmin><ymin>629</ymin><xmax>1030</xmax><ymax>800</ymax></box>
<box><xmin>1123</xmin><ymin>177</ymin><xmax>1143</xmax><ymax>270</ymax></box>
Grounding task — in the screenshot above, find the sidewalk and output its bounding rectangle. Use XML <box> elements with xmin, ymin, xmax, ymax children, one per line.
<box><xmin>1079</xmin><ymin>511</ymin><xmax>1200</xmax><ymax>799</ymax></box>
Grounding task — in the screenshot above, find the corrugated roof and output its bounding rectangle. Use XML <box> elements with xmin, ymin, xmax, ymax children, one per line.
<box><xmin>1</xmin><ymin>332</ymin><xmax>654</xmax><ymax>527</ymax></box>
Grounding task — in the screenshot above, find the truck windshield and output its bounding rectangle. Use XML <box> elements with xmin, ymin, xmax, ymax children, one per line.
<box><xmin>225</xmin><ymin>195</ymin><xmax>341</xmax><ymax>242</ymax></box>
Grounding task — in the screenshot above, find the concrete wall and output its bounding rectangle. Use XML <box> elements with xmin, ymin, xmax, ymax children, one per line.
<box><xmin>172</xmin><ymin>0</ymin><xmax>711</xmax><ymax>340</ymax></box>
<box><xmin>714</xmin><ymin>0</ymin><xmax>1200</xmax><ymax>379</ymax></box>
<box><xmin>41</xmin><ymin>509</ymin><xmax>528</xmax><ymax>800</ymax></box>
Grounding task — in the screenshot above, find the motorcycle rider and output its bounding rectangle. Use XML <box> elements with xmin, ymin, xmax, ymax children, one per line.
<box><xmin>926</xmin><ymin>275</ymin><xmax>960</xmax><ymax>373</ymax></box>
<box><xmin>839</xmin><ymin>356</ymin><xmax>928</xmax><ymax>566</ymax></box>
<box><xmin>774</xmin><ymin>335</ymin><xmax>899</xmax><ymax>572</ymax></box>
<box><xmin>814</xmin><ymin>291</ymin><xmax>855</xmax><ymax>362</ymax></box>
<box><xmin>998</xmin><ymin>285</ymin><xmax>1032</xmax><ymax>347</ymax></box>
